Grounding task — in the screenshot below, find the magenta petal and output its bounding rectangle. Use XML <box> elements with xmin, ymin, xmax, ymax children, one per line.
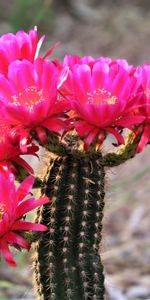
<box><xmin>12</xmin><ymin>220</ymin><xmax>48</xmax><ymax>232</ymax></box>
<box><xmin>50</xmin><ymin>98</ymin><xmax>70</xmax><ymax>115</ymax></box>
<box><xmin>43</xmin><ymin>117</ymin><xmax>65</xmax><ymax>132</ymax></box>
<box><xmin>42</xmin><ymin>41</ymin><xmax>60</xmax><ymax>59</ymax></box>
<box><xmin>7</xmin><ymin>105</ymin><xmax>30</xmax><ymax>125</ymax></box>
<box><xmin>57</xmin><ymin>66</ymin><xmax>69</xmax><ymax>89</ymax></box>
<box><xmin>34</xmin><ymin>35</ymin><xmax>45</xmax><ymax>59</ymax></box>
<box><xmin>19</xmin><ymin>130</ymin><xmax>29</xmax><ymax>153</ymax></box>
<box><xmin>16</xmin><ymin>175</ymin><xmax>34</xmax><ymax>203</ymax></box>
<box><xmin>0</xmin><ymin>213</ymin><xmax>9</xmax><ymax>236</ymax></box>
<box><xmin>75</xmin><ymin>121</ymin><xmax>94</xmax><ymax>137</ymax></box>
<box><xmin>35</xmin><ymin>126</ymin><xmax>48</xmax><ymax>144</ymax></box>
<box><xmin>92</xmin><ymin>61</ymin><xmax>109</xmax><ymax>90</ymax></box>
<box><xmin>105</xmin><ymin>127</ymin><xmax>125</xmax><ymax>145</ymax></box>
<box><xmin>0</xmin><ymin>242</ymin><xmax>17</xmax><ymax>267</ymax></box>
<box><xmin>0</xmin><ymin>172</ymin><xmax>16</xmax><ymax>216</ymax></box>
<box><xmin>84</xmin><ymin>128</ymin><xmax>99</xmax><ymax>150</ymax></box>
<box><xmin>4</xmin><ymin>232</ymin><xmax>30</xmax><ymax>250</ymax></box>
<box><xmin>25</xmin><ymin>144</ymin><xmax>39</xmax><ymax>158</ymax></box>
<box><xmin>13</xmin><ymin>156</ymin><xmax>34</xmax><ymax>174</ymax></box>
<box><xmin>137</xmin><ymin>126</ymin><xmax>150</xmax><ymax>153</ymax></box>
<box><xmin>16</xmin><ymin>196</ymin><xmax>49</xmax><ymax>219</ymax></box>
<box><xmin>114</xmin><ymin>115</ymin><xmax>145</xmax><ymax>127</ymax></box>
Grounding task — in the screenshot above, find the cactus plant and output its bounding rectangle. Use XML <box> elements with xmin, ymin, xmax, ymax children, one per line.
<box><xmin>33</xmin><ymin>132</ymin><xmax>138</xmax><ymax>300</ymax></box>
<box><xmin>0</xmin><ymin>28</ymin><xmax>149</xmax><ymax>300</ymax></box>
<box><xmin>35</xmin><ymin>153</ymin><xmax>105</xmax><ymax>300</ymax></box>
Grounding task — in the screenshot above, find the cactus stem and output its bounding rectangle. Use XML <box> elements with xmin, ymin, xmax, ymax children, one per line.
<box><xmin>34</xmin><ymin>153</ymin><xmax>105</xmax><ymax>300</ymax></box>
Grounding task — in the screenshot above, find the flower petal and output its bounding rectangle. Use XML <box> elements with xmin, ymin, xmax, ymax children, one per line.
<box><xmin>4</xmin><ymin>232</ymin><xmax>30</xmax><ymax>250</ymax></box>
<box><xmin>12</xmin><ymin>220</ymin><xmax>47</xmax><ymax>232</ymax></box>
<box><xmin>15</xmin><ymin>196</ymin><xmax>49</xmax><ymax>219</ymax></box>
<box><xmin>35</xmin><ymin>126</ymin><xmax>48</xmax><ymax>144</ymax></box>
<box><xmin>105</xmin><ymin>127</ymin><xmax>125</xmax><ymax>145</ymax></box>
<box><xmin>114</xmin><ymin>115</ymin><xmax>145</xmax><ymax>127</ymax></box>
<box><xmin>0</xmin><ymin>242</ymin><xmax>17</xmax><ymax>267</ymax></box>
<box><xmin>42</xmin><ymin>41</ymin><xmax>60</xmax><ymax>59</ymax></box>
<box><xmin>84</xmin><ymin>128</ymin><xmax>99</xmax><ymax>150</ymax></box>
<box><xmin>42</xmin><ymin>117</ymin><xmax>65</xmax><ymax>132</ymax></box>
<box><xmin>137</xmin><ymin>125</ymin><xmax>150</xmax><ymax>153</ymax></box>
<box><xmin>16</xmin><ymin>176</ymin><xmax>34</xmax><ymax>203</ymax></box>
<box><xmin>13</xmin><ymin>156</ymin><xmax>34</xmax><ymax>174</ymax></box>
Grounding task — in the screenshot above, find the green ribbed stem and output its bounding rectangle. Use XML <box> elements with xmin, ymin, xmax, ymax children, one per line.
<box><xmin>34</xmin><ymin>153</ymin><xmax>105</xmax><ymax>300</ymax></box>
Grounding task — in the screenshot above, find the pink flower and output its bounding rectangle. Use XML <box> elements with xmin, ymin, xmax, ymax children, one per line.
<box><xmin>0</xmin><ymin>58</ymin><xmax>68</xmax><ymax>152</ymax></box>
<box><xmin>0</xmin><ymin>121</ymin><xmax>39</xmax><ymax>174</ymax></box>
<box><xmin>63</xmin><ymin>55</ymin><xmax>133</xmax><ymax>73</ymax></box>
<box><xmin>64</xmin><ymin>61</ymin><xmax>144</xmax><ymax>149</ymax></box>
<box><xmin>63</xmin><ymin>55</ymin><xmax>110</xmax><ymax>68</ymax></box>
<box><xmin>0</xmin><ymin>27</ymin><xmax>44</xmax><ymax>76</ymax></box>
<box><xmin>0</xmin><ymin>172</ymin><xmax>49</xmax><ymax>267</ymax></box>
<box><xmin>59</xmin><ymin>55</ymin><xmax>134</xmax><ymax>99</ymax></box>
<box><xmin>134</xmin><ymin>65</ymin><xmax>150</xmax><ymax>152</ymax></box>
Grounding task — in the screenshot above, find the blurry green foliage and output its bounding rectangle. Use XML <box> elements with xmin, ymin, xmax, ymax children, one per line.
<box><xmin>11</xmin><ymin>0</ymin><xmax>54</xmax><ymax>33</ymax></box>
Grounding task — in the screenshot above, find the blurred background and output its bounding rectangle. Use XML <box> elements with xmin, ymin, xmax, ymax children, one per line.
<box><xmin>0</xmin><ymin>0</ymin><xmax>150</xmax><ymax>299</ymax></box>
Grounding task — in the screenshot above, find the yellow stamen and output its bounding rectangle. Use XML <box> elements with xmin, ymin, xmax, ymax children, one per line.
<box><xmin>87</xmin><ymin>88</ymin><xmax>117</xmax><ymax>105</ymax></box>
<box><xmin>11</xmin><ymin>86</ymin><xmax>44</xmax><ymax>112</ymax></box>
<box><xmin>0</xmin><ymin>204</ymin><xmax>5</xmax><ymax>220</ymax></box>
<box><xmin>145</xmin><ymin>88</ymin><xmax>150</xmax><ymax>98</ymax></box>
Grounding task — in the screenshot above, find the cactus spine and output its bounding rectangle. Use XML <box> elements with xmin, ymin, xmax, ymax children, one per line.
<box><xmin>34</xmin><ymin>152</ymin><xmax>105</xmax><ymax>300</ymax></box>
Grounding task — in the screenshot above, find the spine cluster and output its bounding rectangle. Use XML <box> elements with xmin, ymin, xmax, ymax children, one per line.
<box><xmin>34</xmin><ymin>153</ymin><xmax>105</xmax><ymax>300</ymax></box>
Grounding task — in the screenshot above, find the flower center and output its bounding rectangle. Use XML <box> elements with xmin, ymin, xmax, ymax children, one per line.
<box><xmin>11</xmin><ymin>86</ymin><xmax>44</xmax><ymax>112</ymax></box>
<box><xmin>87</xmin><ymin>88</ymin><xmax>117</xmax><ymax>105</ymax></box>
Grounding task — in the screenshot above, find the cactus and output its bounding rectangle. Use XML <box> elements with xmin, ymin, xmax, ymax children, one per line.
<box><xmin>34</xmin><ymin>151</ymin><xmax>105</xmax><ymax>300</ymax></box>
<box><xmin>33</xmin><ymin>132</ymin><xmax>139</xmax><ymax>300</ymax></box>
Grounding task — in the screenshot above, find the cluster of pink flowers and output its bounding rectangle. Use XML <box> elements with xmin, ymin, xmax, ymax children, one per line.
<box><xmin>0</xmin><ymin>28</ymin><xmax>150</xmax><ymax>267</ymax></box>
